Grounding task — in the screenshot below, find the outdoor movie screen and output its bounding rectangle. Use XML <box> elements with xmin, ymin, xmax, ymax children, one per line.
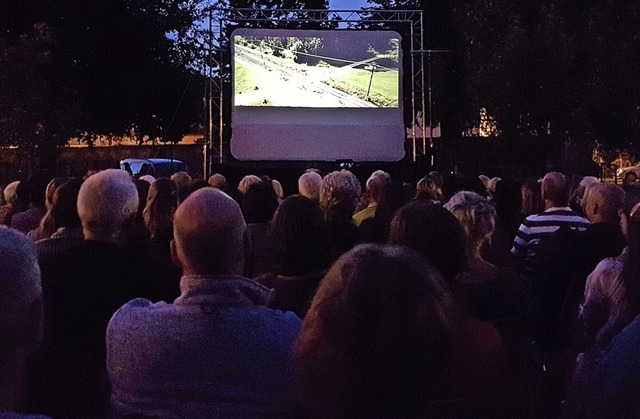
<box><xmin>230</xmin><ymin>28</ymin><xmax>405</xmax><ymax>161</ymax></box>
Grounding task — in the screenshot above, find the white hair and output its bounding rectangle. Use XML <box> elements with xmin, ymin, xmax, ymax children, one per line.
<box><xmin>298</xmin><ymin>172</ymin><xmax>322</xmax><ymax>201</ymax></box>
<box><xmin>77</xmin><ymin>169</ymin><xmax>139</xmax><ymax>240</ymax></box>
<box><xmin>139</xmin><ymin>175</ymin><xmax>156</xmax><ymax>184</ymax></box>
<box><xmin>444</xmin><ymin>190</ymin><xmax>496</xmax><ymax>252</ymax></box>
<box><xmin>365</xmin><ymin>170</ymin><xmax>390</xmax><ymax>202</ymax></box>
<box><xmin>0</xmin><ymin>226</ymin><xmax>41</xmax><ymax>351</ymax></box>
<box><xmin>3</xmin><ymin>181</ymin><xmax>20</xmax><ymax>206</ymax></box>
<box><xmin>238</xmin><ymin>175</ymin><xmax>262</xmax><ymax>195</ymax></box>
<box><xmin>272</xmin><ymin>179</ymin><xmax>284</xmax><ymax>199</ymax></box>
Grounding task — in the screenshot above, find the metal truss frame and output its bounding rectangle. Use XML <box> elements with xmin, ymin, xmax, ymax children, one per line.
<box><xmin>203</xmin><ymin>7</ymin><xmax>426</xmax><ymax>175</ymax></box>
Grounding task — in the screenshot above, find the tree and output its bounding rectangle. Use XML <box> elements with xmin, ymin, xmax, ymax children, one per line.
<box><xmin>2</xmin><ymin>0</ymin><xmax>208</xmax><ymax>142</ymax></box>
<box><xmin>365</xmin><ymin>0</ymin><xmax>640</xmax><ymax>153</ymax></box>
<box><xmin>0</xmin><ymin>23</ymin><xmax>84</xmax><ymax>172</ymax></box>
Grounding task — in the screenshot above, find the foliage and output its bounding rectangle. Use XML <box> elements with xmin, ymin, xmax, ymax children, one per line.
<box><xmin>364</xmin><ymin>0</ymin><xmax>640</xmax><ymax>151</ymax></box>
<box><xmin>0</xmin><ymin>23</ymin><xmax>83</xmax><ymax>167</ymax></box>
<box><xmin>1</xmin><ymin>0</ymin><xmax>207</xmax><ymax>143</ymax></box>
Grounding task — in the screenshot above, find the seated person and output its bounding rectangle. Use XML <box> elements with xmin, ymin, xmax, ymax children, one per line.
<box><xmin>0</xmin><ymin>228</ymin><xmax>43</xmax><ymax>415</ymax></box>
<box><xmin>255</xmin><ymin>195</ymin><xmax>331</xmax><ymax>318</ymax></box>
<box><xmin>107</xmin><ymin>188</ymin><xmax>301</xmax><ymax>418</ymax></box>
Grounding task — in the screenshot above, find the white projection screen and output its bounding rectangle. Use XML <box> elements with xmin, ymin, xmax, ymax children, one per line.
<box><xmin>230</xmin><ymin>28</ymin><xmax>405</xmax><ymax>161</ymax></box>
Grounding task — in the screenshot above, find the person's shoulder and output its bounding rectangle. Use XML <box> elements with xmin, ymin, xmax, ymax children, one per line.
<box><xmin>252</xmin><ymin>303</ymin><xmax>303</xmax><ymax>325</ymax></box>
<box><xmin>591</xmin><ymin>254</ymin><xmax>624</xmax><ymax>276</ymax></box>
<box><xmin>108</xmin><ymin>298</ymin><xmax>171</xmax><ymax>330</ymax></box>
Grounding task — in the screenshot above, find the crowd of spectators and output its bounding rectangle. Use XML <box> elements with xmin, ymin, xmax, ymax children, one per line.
<box><xmin>1</xmin><ymin>166</ymin><xmax>639</xmax><ymax>418</ymax></box>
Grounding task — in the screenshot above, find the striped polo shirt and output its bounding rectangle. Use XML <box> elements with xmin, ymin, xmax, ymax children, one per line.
<box><xmin>511</xmin><ymin>207</ymin><xmax>590</xmax><ymax>271</ymax></box>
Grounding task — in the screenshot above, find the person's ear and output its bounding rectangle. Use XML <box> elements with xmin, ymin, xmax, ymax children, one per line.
<box><xmin>170</xmin><ymin>239</ymin><xmax>182</xmax><ymax>269</ymax></box>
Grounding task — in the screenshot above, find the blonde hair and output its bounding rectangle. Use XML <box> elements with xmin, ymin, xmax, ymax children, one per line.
<box><xmin>319</xmin><ymin>170</ymin><xmax>361</xmax><ymax>222</ymax></box>
<box><xmin>415</xmin><ymin>175</ymin><xmax>444</xmax><ymax>202</ymax></box>
<box><xmin>443</xmin><ymin>191</ymin><xmax>496</xmax><ymax>255</ymax></box>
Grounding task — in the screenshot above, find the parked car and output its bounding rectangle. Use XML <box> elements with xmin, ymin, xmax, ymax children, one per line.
<box><xmin>617</xmin><ymin>164</ymin><xmax>640</xmax><ymax>181</ymax></box>
<box><xmin>119</xmin><ymin>158</ymin><xmax>188</xmax><ymax>179</ymax></box>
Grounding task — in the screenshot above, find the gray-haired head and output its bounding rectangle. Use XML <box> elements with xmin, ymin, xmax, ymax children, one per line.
<box><xmin>77</xmin><ymin>169</ymin><xmax>139</xmax><ymax>242</ymax></box>
<box><xmin>0</xmin><ymin>226</ymin><xmax>42</xmax><ymax>358</ymax></box>
<box><xmin>299</xmin><ymin>172</ymin><xmax>322</xmax><ymax>201</ymax></box>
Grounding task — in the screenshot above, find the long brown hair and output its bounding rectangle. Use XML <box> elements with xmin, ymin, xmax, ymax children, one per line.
<box><xmin>294</xmin><ymin>244</ymin><xmax>461</xmax><ymax>418</ymax></box>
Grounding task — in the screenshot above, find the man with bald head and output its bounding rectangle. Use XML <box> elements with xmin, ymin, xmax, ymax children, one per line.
<box><xmin>107</xmin><ymin>188</ymin><xmax>301</xmax><ymax>418</ymax></box>
<box><xmin>31</xmin><ymin>169</ymin><xmax>169</xmax><ymax>418</ymax></box>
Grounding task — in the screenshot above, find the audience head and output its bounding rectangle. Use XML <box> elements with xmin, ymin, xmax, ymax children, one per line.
<box><xmin>478</xmin><ymin>175</ymin><xmax>501</xmax><ymax>200</ymax></box>
<box><xmin>31</xmin><ymin>177</ymin><xmax>73</xmax><ymax>240</ymax></box>
<box><xmin>171</xmin><ymin>172</ymin><xmax>192</xmax><ymax>203</ymax></box>
<box><xmin>492</xmin><ymin>178</ymin><xmax>522</xmax><ymax>223</ymax></box>
<box><xmin>268</xmin><ymin>195</ymin><xmax>331</xmax><ymax>276</ymax></box>
<box><xmin>0</xmin><ymin>227</ymin><xmax>42</xmax><ymax>409</ymax></box>
<box><xmin>0</xmin><ymin>226</ymin><xmax>42</xmax><ymax>349</ymax></box>
<box><xmin>207</xmin><ymin>173</ymin><xmax>227</xmax><ymax>190</ymax></box>
<box><xmin>298</xmin><ymin>172</ymin><xmax>322</xmax><ymax>202</ymax></box>
<box><xmin>44</xmin><ymin>177</ymin><xmax>69</xmax><ymax>210</ymax></box>
<box><xmin>320</xmin><ymin>170</ymin><xmax>361</xmax><ymax>223</ymax></box>
<box><xmin>623</xmin><ymin>170</ymin><xmax>637</xmax><ymax>186</ymax></box>
<box><xmin>3</xmin><ymin>181</ymin><xmax>22</xmax><ymax>208</ymax></box>
<box><xmin>187</xmin><ymin>178</ymin><xmax>210</xmax><ymax>195</ymax></box>
<box><xmin>238</xmin><ymin>174</ymin><xmax>262</xmax><ymax>195</ymax></box>
<box><xmin>583</xmin><ymin>183</ymin><xmax>625</xmax><ymax>224</ymax></box>
<box><xmin>295</xmin><ymin>244</ymin><xmax>460</xmax><ymax>418</ymax></box>
<box><xmin>242</xmin><ymin>180</ymin><xmax>279</xmax><ymax>224</ymax></box>
<box><xmin>172</xmin><ymin>188</ymin><xmax>246</xmax><ymax>276</ymax></box>
<box><xmin>521</xmin><ymin>179</ymin><xmax>545</xmax><ymax>216</ymax></box>
<box><xmin>50</xmin><ymin>178</ymin><xmax>83</xmax><ymax>229</ymax></box>
<box><xmin>365</xmin><ymin>170</ymin><xmax>390</xmax><ymax>203</ymax></box>
<box><xmin>415</xmin><ymin>175</ymin><xmax>444</xmax><ymax>202</ymax></box>
<box><xmin>427</xmin><ymin>171</ymin><xmax>444</xmax><ymax>189</ymax></box>
<box><xmin>619</xmin><ymin>185</ymin><xmax>640</xmax><ymax>239</ymax></box>
<box><xmin>377</xmin><ymin>180</ymin><xmax>410</xmax><ymax>217</ymax></box>
<box><xmin>134</xmin><ymin>178</ymin><xmax>151</xmax><ymax>215</ymax></box>
<box><xmin>444</xmin><ymin>191</ymin><xmax>496</xmax><ymax>256</ymax></box>
<box><xmin>139</xmin><ymin>175</ymin><xmax>156</xmax><ymax>184</ymax></box>
<box><xmin>28</xmin><ymin>172</ymin><xmax>51</xmax><ymax>209</ymax></box>
<box><xmin>77</xmin><ymin>169</ymin><xmax>139</xmax><ymax>242</ymax></box>
<box><xmin>571</xmin><ymin>176</ymin><xmax>600</xmax><ymax>213</ymax></box>
<box><xmin>143</xmin><ymin>178</ymin><xmax>178</xmax><ymax>240</ymax></box>
<box><xmin>271</xmin><ymin>179</ymin><xmax>284</xmax><ymax>200</ymax></box>
<box><xmin>14</xmin><ymin>180</ymin><xmax>30</xmax><ymax>209</ymax></box>
<box><xmin>389</xmin><ymin>201</ymin><xmax>467</xmax><ymax>283</ymax></box>
<box><xmin>541</xmin><ymin>171</ymin><xmax>570</xmax><ymax>207</ymax></box>
<box><xmin>170</xmin><ymin>171</ymin><xmax>191</xmax><ymax>190</ymax></box>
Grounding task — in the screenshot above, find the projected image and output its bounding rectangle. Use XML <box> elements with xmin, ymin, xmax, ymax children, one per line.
<box><xmin>233</xmin><ymin>29</ymin><xmax>400</xmax><ymax>108</ymax></box>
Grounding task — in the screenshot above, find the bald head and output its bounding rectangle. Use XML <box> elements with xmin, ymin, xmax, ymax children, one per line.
<box><xmin>585</xmin><ymin>183</ymin><xmax>625</xmax><ymax>224</ymax></box>
<box><xmin>541</xmin><ymin>172</ymin><xmax>570</xmax><ymax>207</ymax></box>
<box><xmin>172</xmin><ymin>188</ymin><xmax>246</xmax><ymax>276</ymax></box>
